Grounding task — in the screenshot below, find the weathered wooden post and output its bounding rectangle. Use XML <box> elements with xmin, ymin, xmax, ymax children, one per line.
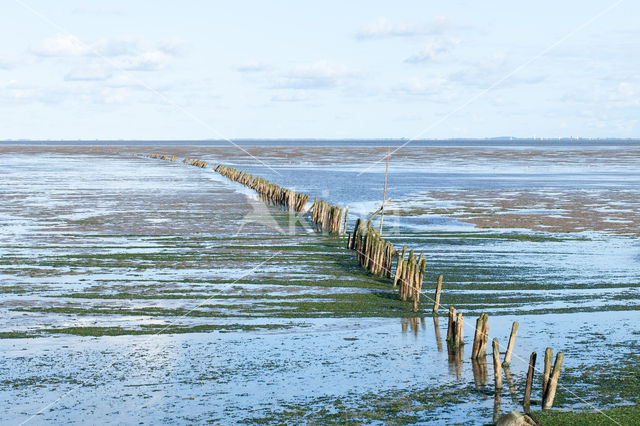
<box><xmin>523</xmin><ymin>352</ymin><xmax>537</xmax><ymax>413</ymax></box>
<box><xmin>471</xmin><ymin>314</ymin><xmax>489</xmax><ymax>359</ymax></box>
<box><xmin>446</xmin><ymin>306</ymin><xmax>456</xmax><ymax>343</ymax></box>
<box><xmin>412</xmin><ymin>253</ymin><xmax>424</xmax><ymax>311</ymax></box>
<box><xmin>492</xmin><ymin>338</ymin><xmax>502</xmax><ymax>390</ymax></box>
<box><xmin>542</xmin><ymin>352</ymin><xmax>564</xmax><ymax>410</ymax></box>
<box><xmin>350</xmin><ymin>218</ymin><xmax>361</xmax><ymax>250</ymax></box>
<box><xmin>542</xmin><ymin>347</ymin><xmax>553</xmax><ymax>400</ymax></box>
<box><xmin>342</xmin><ymin>206</ymin><xmax>349</xmax><ymax>235</ymax></box>
<box><xmin>433</xmin><ymin>275</ymin><xmax>443</xmax><ymax>314</ymax></box>
<box><xmin>503</xmin><ymin>321</ymin><xmax>519</xmax><ymax>366</ymax></box>
<box><xmin>393</xmin><ymin>252</ymin><xmax>403</xmax><ymax>288</ymax></box>
<box><xmin>455</xmin><ymin>312</ymin><xmax>464</xmax><ymax>347</ymax></box>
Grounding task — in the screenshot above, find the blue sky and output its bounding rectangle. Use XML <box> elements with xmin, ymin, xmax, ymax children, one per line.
<box><xmin>1</xmin><ymin>0</ymin><xmax>638</xmax><ymax>139</ymax></box>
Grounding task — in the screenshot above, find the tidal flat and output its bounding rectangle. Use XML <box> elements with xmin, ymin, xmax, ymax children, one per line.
<box><xmin>1</xmin><ymin>142</ymin><xmax>639</xmax><ymax>424</ymax></box>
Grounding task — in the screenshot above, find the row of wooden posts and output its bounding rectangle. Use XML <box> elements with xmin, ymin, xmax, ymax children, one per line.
<box><xmin>148</xmin><ymin>154</ymin><xmax>177</xmax><ymax>161</ymax></box>
<box><xmin>149</xmin><ymin>153</ymin><xmax>566</xmax><ymax>413</ymax></box>
<box><xmin>350</xmin><ymin>219</ymin><xmax>394</xmax><ymax>278</ymax></box>
<box><xmin>149</xmin><ymin>155</ymin><xmax>432</xmax><ymax>313</ymax></box>
<box><xmin>184</xmin><ymin>158</ymin><xmax>209</xmax><ymax>168</ymax></box>
<box><xmin>310</xmin><ymin>198</ymin><xmax>348</xmax><ymax>233</ymax></box>
<box><xmin>213</xmin><ymin>164</ymin><xmax>309</xmax><ymax>212</ymax></box>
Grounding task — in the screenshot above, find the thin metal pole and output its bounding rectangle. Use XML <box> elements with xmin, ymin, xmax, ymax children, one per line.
<box><xmin>379</xmin><ymin>148</ymin><xmax>390</xmax><ymax>234</ymax></box>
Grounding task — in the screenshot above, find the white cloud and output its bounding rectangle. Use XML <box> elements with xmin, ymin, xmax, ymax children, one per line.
<box><xmin>118</xmin><ymin>51</ymin><xmax>172</xmax><ymax>71</ymax></box>
<box><xmin>563</xmin><ymin>81</ymin><xmax>639</xmax><ymax>107</ymax></box>
<box><xmin>235</xmin><ymin>60</ymin><xmax>272</xmax><ymax>73</ymax></box>
<box><xmin>31</xmin><ymin>34</ymin><xmax>156</xmax><ymax>58</ymax></box>
<box><xmin>393</xmin><ymin>77</ymin><xmax>458</xmax><ymax>102</ymax></box>
<box><xmin>71</xmin><ymin>7</ymin><xmax>124</xmax><ymax>16</ymax></box>
<box><xmin>0</xmin><ymin>55</ymin><xmax>17</xmax><ymax>70</ymax></box>
<box><xmin>64</xmin><ymin>64</ymin><xmax>112</xmax><ymax>81</ymax></box>
<box><xmin>31</xmin><ymin>34</ymin><xmax>90</xmax><ymax>57</ymax></box>
<box><xmin>274</xmin><ymin>61</ymin><xmax>359</xmax><ymax>89</ymax></box>
<box><xmin>405</xmin><ymin>38</ymin><xmax>460</xmax><ymax>63</ymax></box>
<box><xmin>31</xmin><ymin>34</ymin><xmax>184</xmax><ymax>72</ymax></box>
<box><xmin>449</xmin><ymin>54</ymin><xmax>545</xmax><ymax>88</ymax></box>
<box><xmin>611</xmin><ymin>82</ymin><xmax>637</xmax><ymax>102</ymax></box>
<box><xmin>0</xmin><ymin>80</ymin><xmax>69</xmax><ymax>104</ymax></box>
<box><xmin>270</xmin><ymin>92</ymin><xmax>312</xmax><ymax>102</ymax></box>
<box><xmin>356</xmin><ymin>17</ymin><xmax>459</xmax><ymax>39</ymax></box>
<box><xmin>157</xmin><ymin>38</ymin><xmax>191</xmax><ymax>55</ymax></box>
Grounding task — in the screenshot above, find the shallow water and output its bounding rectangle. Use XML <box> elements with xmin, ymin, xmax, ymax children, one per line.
<box><xmin>2</xmin><ymin>311</ymin><xmax>639</xmax><ymax>424</ymax></box>
<box><xmin>1</xmin><ymin>144</ymin><xmax>639</xmax><ymax>424</ymax></box>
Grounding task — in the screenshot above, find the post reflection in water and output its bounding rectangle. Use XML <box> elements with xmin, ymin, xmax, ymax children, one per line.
<box><xmin>493</xmin><ymin>391</ymin><xmax>502</xmax><ymax>423</ymax></box>
<box><xmin>504</xmin><ymin>368</ymin><xmax>519</xmax><ymax>404</ymax></box>
<box><xmin>446</xmin><ymin>342</ymin><xmax>463</xmax><ymax>379</ymax></box>
<box><xmin>401</xmin><ymin>318</ymin><xmax>421</xmax><ymax>337</ymax></box>
<box><xmin>472</xmin><ymin>357</ymin><xmax>489</xmax><ymax>388</ymax></box>
<box><xmin>432</xmin><ymin>316</ymin><xmax>442</xmax><ymax>352</ymax></box>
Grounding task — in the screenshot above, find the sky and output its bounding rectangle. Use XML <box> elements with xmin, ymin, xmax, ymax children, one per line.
<box><xmin>1</xmin><ymin>0</ymin><xmax>639</xmax><ymax>140</ymax></box>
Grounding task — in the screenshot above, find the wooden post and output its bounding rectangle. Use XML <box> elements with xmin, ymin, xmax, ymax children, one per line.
<box><xmin>393</xmin><ymin>255</ymin><xmax>404</xmax><ymax>288</ymax></box>
<box><xmin>542</xmin><ymin>352</ymin><xmax>564</xmax><ymax>410</ymax></box>
<box><xmin>503</xmin><ymin>321</ymin><xmax>519</xmax><ymax>366</ymax></box>
<box><xmin>472</xmin><ymin>314</ymin><xmax>489</xmax><ymax>359</ymax></box>
<box><xmin>418</xmin><ymin>258</ymin><xmax>426</xmax><ymax>290</ymax></box>
<box><xmin>346</xmin><ymin>231</ymin><xmax>351</xmax><ymax>249</ymax></box>
<box><xmin>478</xmin><ymin>315</ymin><xmax>489</xmax><ymax>358</ymax></box>
<box><xmin>455</xmin><ymin>312</ymin><xmax>464</xmax><ymax>347</ymax></box>
<box><xmin>342</xmin><ymin>206</ymin><xmax>349</xmax><ymax>235</ymax></box>
<box><xmin>542</xmin><ymin>347</ymin><xmax>553</xmax><ymax>400</ymax></box>
<box><xmin>446</xmin><ymin>307</ymin><xmax>456</xmax><ymax>343</ymax></box>
<box><xmin>472</xmin><ymin>315</ymin><xmax>483</xmax><ymax>359</ymax></box>
<box><xmin>351</xmin><ymin>218</ymin><xmax>361</xmax><ymax>250</ymax></box>
<box><xmin>523</xmin><ymin>352</ymin><xmax>537</xmax><ymax>413</ymax></box>
<box><xmin>413</xmin><ymin>253</ymin><xmax>424</xmax><ymax>311</ymax></box>
<box><xmin>492</xmin><ymin>338</ymin><xmax>502</xmax><ymax>390</ymax></box>
<box><xmin>433</xmin><ymin>274</ymin><xmax>443</xmax><ymax>314</ymax></box>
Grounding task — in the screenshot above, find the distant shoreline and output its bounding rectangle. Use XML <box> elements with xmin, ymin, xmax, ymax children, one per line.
<box><xmin>1</xmin><ymin>138</ymin><xmax>639</xmax><ymax>147</ymax></box>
